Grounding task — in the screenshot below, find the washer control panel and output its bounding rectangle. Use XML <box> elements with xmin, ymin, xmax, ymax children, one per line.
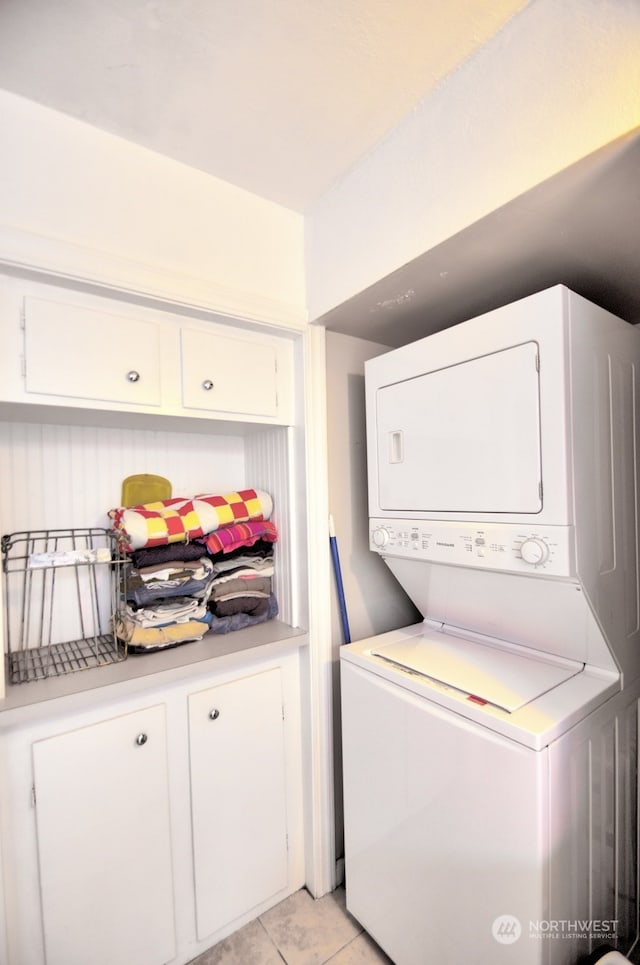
<box><xmin>369</xmin><ymin>518</ymin><xmax>574</xmax><ymax>577</ymax></box>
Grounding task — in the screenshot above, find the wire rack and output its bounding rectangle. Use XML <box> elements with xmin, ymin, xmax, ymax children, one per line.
<box><xmin>1</xmin><ymin>528</ymin><xmax>129</xmax><ymax>684</ymax></box>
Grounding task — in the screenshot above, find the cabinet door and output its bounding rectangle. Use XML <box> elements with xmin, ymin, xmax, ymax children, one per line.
<box><xmin>24</xmin><ymin>295</ymin><xmax>162</xmax><ymax>406</ymax></box>
<box><xmin>180</xmin><ymin>326</ymin><xmax>278</xmax><ymax>418</ymax></box>
<box><xmin>32</xmin><ymin>705</ymin><xmax>175</xmax><ymax>965</ymax></box>
<box><xmin>188</xmin><ymin>668</ymin><xmax>288</xmax><ymax>939</ymax></box>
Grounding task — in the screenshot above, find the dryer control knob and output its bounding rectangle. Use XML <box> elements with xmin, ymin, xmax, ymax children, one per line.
<box><xmin>372</xmin><ymin>527</ymin><xmax>390</xmax><ymax>548</ymax></box>
<box><xmin>520</xmin><ymin>538</ymin><xmax>549</xmax><ymax>565</ymax></box>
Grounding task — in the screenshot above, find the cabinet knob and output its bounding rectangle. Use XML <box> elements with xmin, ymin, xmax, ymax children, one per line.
<box><xmin>135</xmin><ymin>733</ymin><xmax>148</xmax><ymax>746</ymax></box>
<box><xmin>209</xmin><ymin>709</ymin><xmax>220</xmax><ymax>721</ymax></box>
<box><xmin>126</xmin><ymin>370</ymin><xmax>141</xmax><ymax>383</ymax></box>
<box><xmin>202</xmin><ymin>379</ymin><xmax>214</xmax><ymax>391</ymax></box>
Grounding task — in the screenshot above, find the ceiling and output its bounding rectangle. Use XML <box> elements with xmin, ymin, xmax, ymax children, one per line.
<box><xmin>0</xmin><ymin>0</ymin><xmax>527</xmax><ymax>212</ymax></box>
<box><xmin>1</xmin><ymin>1</ymin><xmax>639</xmax><ymax>346</ymax></box>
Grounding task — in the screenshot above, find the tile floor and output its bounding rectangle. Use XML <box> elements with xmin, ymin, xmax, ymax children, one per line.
<box><xmin>189</xmin><ymin>887</ymin><xmax>392</xmax><ymax>965</ymax></box>
<box><xmin>189</xmin><ymin>887</ymin><xmax>640</xmax><ymax>965</ymax></box>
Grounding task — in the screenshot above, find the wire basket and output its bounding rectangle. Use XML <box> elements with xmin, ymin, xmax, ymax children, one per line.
<box><xmin>1</xmin><ymin>528</ymin><xmax>129</xmax><ymax>684</ymax></box>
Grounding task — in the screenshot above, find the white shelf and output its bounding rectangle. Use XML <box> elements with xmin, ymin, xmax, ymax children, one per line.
<box><xmin>0</xmin><ymin>620</ymin><xmax>307</xmax><ymax>721</ymax></box>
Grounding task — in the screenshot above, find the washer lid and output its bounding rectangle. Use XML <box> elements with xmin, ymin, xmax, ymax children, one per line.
<box><xmin>371</xmin><ymin>630</ymin><xmax>583</xmax><ymax>713</ymax></box>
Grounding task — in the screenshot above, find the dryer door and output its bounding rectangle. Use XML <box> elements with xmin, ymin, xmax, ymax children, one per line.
<box><xmin>376</xmin><ymin>341</ymin><xmax>542</xmax><ymax>514</ymax></box>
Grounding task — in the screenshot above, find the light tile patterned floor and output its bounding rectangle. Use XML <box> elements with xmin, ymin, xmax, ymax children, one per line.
<box><xmin>189</xmin><ymin>887</ymin><xmax>392</xmax><ymax>965</ymax></box>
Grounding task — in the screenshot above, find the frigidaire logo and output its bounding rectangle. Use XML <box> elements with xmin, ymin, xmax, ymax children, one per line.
<box><xmin>492</xmin><ymin>915</ymin><xmax>522</xmax><ymax>945</ymax></box>
<box><xmin>436</xmin><ymin>541</ymin><xmax>454</xmax><ymax>548</ymax></box>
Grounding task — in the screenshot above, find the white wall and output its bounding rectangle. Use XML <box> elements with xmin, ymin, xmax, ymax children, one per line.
<box><xmin>0</xmin><ymin>91</ymin><xmax>306</xmax><ymax>329</ymax></box>
<box><xmin>326</xmin><ymin>332</ymin><xmax>421</xmax><ymax>644</ymax></box>
<box><xmin>306</xmin><ymin>0</ymin><xmax>640</xmax><ymax>320</ymax></box>
<box><xmin>326</xmin><ymin>330</ymin><xmax>421</xmax><ymax>863</ymax></box>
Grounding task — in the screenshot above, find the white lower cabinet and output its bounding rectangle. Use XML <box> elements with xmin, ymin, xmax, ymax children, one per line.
<box><xmin>0</xmin><ymin>651</ymin><xmax>304</xmax><ymax>965</ymax></box>
<box><xmin>189</xmin><ymin>668</ymin><xmax>288</xmax><ymax>939</ymax></box>
<box><xmin>32</xmin><ymin>705</ymin><xmax>176</xmax><ymax>965</ymax></box>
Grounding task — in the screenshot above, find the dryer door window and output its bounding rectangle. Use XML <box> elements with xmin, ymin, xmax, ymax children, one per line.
<box><xmin>376</xmin><ymin>341</ymin><xmax>542</xmax><ymax>514</ymax></box>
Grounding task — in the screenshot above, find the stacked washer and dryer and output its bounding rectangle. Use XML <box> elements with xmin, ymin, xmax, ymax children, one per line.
<box><xmin>340</xmin><ymin>286</ymin><xmax>640</xmax><ymax>964</ymax></box>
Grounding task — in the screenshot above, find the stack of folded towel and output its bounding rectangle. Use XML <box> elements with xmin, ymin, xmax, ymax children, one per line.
<box><xmin>110</xmin><ymin>489</ymin><xmax>278</xmax><ymax>653</ymax></box>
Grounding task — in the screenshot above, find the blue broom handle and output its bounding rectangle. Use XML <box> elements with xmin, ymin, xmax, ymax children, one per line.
<box><xmin>329</xmin><ymin>515</ymin><xmax>351</xmax><ymax>644</ymax></box>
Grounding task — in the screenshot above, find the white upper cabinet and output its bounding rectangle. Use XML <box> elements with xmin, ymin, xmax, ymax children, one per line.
<box><xmin>181</xmin><ymin>327</ymin><xmax>278</xmax><ymax>418</ymax></box>
<box><xmin>0</xmin><ymin>275</ymin><xmax>295</xmax><ymax>425</ymax></box>
<box><xmin>24</xmin><ymin>295</ymin><xmax>162</xmax><ymax>407</ymax></box>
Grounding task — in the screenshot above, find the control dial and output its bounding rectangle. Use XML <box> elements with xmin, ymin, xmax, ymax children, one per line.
<box><xmin>372</xmin><ymin>526</ymin><xmax>391</xmax><ymax>548</ymax></box>
<box><xmin>520</xmin><ymin>537</ymin><xmax>550</xmax><ymax>566</ymax></box>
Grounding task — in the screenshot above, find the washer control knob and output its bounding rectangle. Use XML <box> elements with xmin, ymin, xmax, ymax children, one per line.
<box><xmin>520</xmin><ymin>538</ymin><xmax>549</xmax><ymax>565</ymax></box>
<box><xmin>372</xmin><ymin>527</ymin><xmax>390</xmax><ymax>548</ymax></box>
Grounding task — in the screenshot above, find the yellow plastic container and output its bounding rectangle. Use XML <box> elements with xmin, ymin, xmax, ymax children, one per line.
<box><xmin>121</xmin><ymin>474</ymin><xmax>172</xmax><ymax>507</ymax></box>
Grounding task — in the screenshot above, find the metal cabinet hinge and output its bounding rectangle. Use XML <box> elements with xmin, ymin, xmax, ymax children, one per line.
<box><xmin>539</xmin><ymin>481</ymin><xmax>543</xmax><ymax>502</ymax></box>
<box><xmin>31</xmin><ymin>784</ymin><xmax>36</xmax><ymax>808</ymax></box>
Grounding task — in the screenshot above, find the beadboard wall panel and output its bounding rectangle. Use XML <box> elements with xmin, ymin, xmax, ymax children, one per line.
<box><xmin>0</xmin><ymin>420</ymin><xmax>297</xmax><ymax>658</ymax></box>
<box><xmin>245</xmin><ymin>426</ymin><xmax>296</xmax><ymax>629</ymax></box>
<box><xmin>0</xmin><ymin>420</ymin><xmax>247</xmax><ymax>535</ymax></box>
